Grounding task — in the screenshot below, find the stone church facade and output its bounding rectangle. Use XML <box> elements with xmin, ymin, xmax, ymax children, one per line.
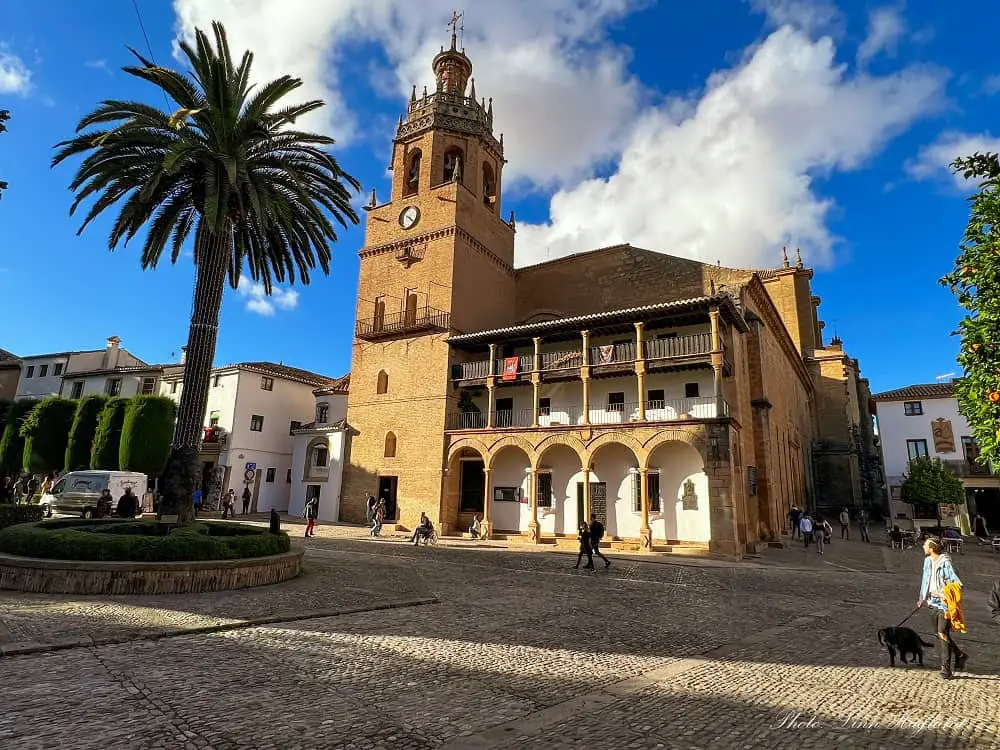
<box><xmin>340</xmin><ymin>32</ymin><xmax>879</xmax><ymax>557</ymax></box>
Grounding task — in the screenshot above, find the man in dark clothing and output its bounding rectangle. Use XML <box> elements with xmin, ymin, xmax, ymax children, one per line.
<box><xmin>574</xmin><ymin>522</ymin><xmax>594</xmax><ymax>569</ymax></box>
<box><xmin>788</xmin><ymin>507</ymin><xmax>802</xmax><ymax>539</ymax></box>
<box><xmin>26</xmin><ymin>475</ymin><xmax>39</xmax><ymax>501</ymax></box>
<box><xmin>241</xmin><ymin>487</ymin><xmax>252</xmax><ymax>514</ymax></box>
<box><xmin>589</xmin><ymin>514</ymin><xmax>611</xmax><ymax>568</ymax></box>
<box><xmin>990</xmin><ymin>580</ymin><xmax>1000</xmax><ymax>625</ymax></box>
<box><xmin>116</xmin><ymin>488</ymin><xmax>140</xmax><ymax>518</ymax></box>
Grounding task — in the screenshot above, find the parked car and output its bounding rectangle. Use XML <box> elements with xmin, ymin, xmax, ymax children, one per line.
<box><xmin>42</xmin><ymin>471</ymin><xmax>148</xmax><ymax>518</ymax></box>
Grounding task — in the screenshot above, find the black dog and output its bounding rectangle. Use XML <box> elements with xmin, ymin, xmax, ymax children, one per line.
<box><xmin>878</xmin><ymin>626</ymin><xmax>935</xmax><ymax>667</ymax></box>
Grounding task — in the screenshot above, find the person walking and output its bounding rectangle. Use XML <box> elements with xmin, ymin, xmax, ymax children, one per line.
<box><xmin>588</xmin><ymin>514</ymin><xmax>611</xmax><ymax>568</ymax></box>
<box><xmin>574</xmin><ymin>522</ymin><xmax>594</xmax><ymax>569</ymax></box>
<box><xmin>799</xmin><ymin>513</ymin><xmax>814</xmax><ymax>548</ymax></box>
<box><xmin>193</xmin><ymin>487</ymin><xmax>202</xmax><ymax>517</ymax></box>
<box><xmin>222</xmin><ymin>488</ymin><xmax>236</xmax><ymax>519</ymax></box>
<box><xmin>990</xmin><ymin>579</ymin><xmax>1000</xmax><ymax>625</ymax></box>
<box><xmin>813</xmin><ymin>516</ymin><xmax>827</xmax><ymax>555</ymax></box>
<box><xmin>788</xmin><ymin>506</ymin><xmax>802</xmax><ymax>540</ymax></box>
<box><xmin>918</xmin><ymin>537</ymin><xmax>969</xmax><ymax>679</ymax></box>
<box><xmin>839</xmin><ymin>507</ymin><xmax>850</xmax><ymax>540</ymax></box>
<box><xmin>241</xmin><ymin>486</ymin><xmax>252</xmax><ymax>515</ymax></box>
<box><xmin>303</xmin><ymin>496</ymin><xmax>319</xmax><ymax>537</ymax></box>
<box><xmin>373</xmin><ymin>497</ymin><xmax>385</xmax><ymax>537</ymax></box>
<box><xmin>857</xmin><ymin>507</ymin><xmax>870</xmax><ymax>543</ymax></box>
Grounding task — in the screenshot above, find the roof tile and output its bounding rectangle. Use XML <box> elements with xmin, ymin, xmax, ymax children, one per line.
<box><xmin>872</xmin><ymin>382</ymin><xmax>955</xmax><ymax>401</ymax></box>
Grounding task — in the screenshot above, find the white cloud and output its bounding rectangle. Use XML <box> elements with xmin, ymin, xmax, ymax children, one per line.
<box><xmin>85</xmin><ymin>59</ymin><xmax>112</xmax><ymax>75</ymax></box>
<box><xmin>236</xmin><ymin>276</ymin><xmax>300</xmax><ymax>316</ymax></box>
<box><xmin>983</xmin><ymin>74</ymin><xmax>1000</xmax><ymax>96</ymax></box>
<box><xmin>749</xmin><ymin>0</ymin><xmax>841</xmax><ymax>35</ymax></box>
<box><xmin>172</xmin><ymin>0</ymin><xmax>643</xmax><ymax>185</ymax></box>
<box><xmin>517</xmin><ymin>26</ymin><xmax>945</xmax><ymax>268</ymax></box>
<box><xmin>857</xmin><ymin>6</ymin><xmax>907</xmax><ymax>67</ymax></box>
<box><xmin>906</xmin><ymin>131</ymin><xmax>1000</xmax><ymax>190</ymax></box>
<box><xmin>0</xmin><ymin>47</ymin><xmax>31</xmax><ymax>94</ymax></box>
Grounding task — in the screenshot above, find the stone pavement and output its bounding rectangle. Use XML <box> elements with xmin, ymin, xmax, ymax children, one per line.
<box><xmin>1</xmin><ymin>531</ymin><xmax>999</xmax><ymax>749</ymax></box>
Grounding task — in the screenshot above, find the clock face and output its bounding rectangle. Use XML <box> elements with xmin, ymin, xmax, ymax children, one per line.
<box><xmin>399</xmin><ymin>206</ymin><xmax>420</xmax><ymax>229</ymax></box>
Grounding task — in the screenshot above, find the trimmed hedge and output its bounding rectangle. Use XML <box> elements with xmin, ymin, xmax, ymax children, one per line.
<box><xmin>0</xmin><ymin>519</ymin><xmax>291</xmax><ymax>562</ymax></box>
<box><xmin>91</xmin><ymin>398</ymin><xmax>128</xmax><ymax>470</ymax></box>
<box><xmin>0</xmin><ymin>399</ymin><xmax>39</xmax><ymax>474</ymax></box>
<box><xmin>120</xmin><ymin>396</ymin><xmax>177</xmax><ymax>476</ymax></box>
<box><xmin>0</xmin><ymin>503</ymin><xmax>45</xmax><ymax>530</ymax></box>
<box><xmin>21</xmin><ymin>397</ymin><xmax>77</xmax><ymax>473</ymax></box>
<box><xmin>65</xmin><ymin>395</ymin><xmax>108</xmax><ymax>471</ymax></box>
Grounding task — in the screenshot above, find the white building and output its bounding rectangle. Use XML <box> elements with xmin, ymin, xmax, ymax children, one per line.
<box><xmin>289</xmin><ymin>380</ymin><xmax>350</xmax><ymax>523</ymax></box>
<box><xmin>873</xmin><ymin>381</ymin><xmax>1000</xmax><ymax>532</ymax></box>
<box><xmin>59</xmin><ymin>364</ymin><xmax>183</xmax><ymax>400</ymax></box>
<box><xmin>14</xmin><ymin>337</ymin><xmax>145</xmax><ymax>400</ymax></box>
<box><xmin>161</xmin><ymin>361</ymin><xmax>346</xmax><ymax>515</ymax></box>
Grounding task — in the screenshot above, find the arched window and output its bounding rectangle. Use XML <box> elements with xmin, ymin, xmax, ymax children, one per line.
<box><xmin>384</xmin><ymin>432</ymin><xmax>397</xmax><ymax>458</ymax></box>
<box><xmin>313</xmin><ymin>445</ymin><xmax>329</xmax><ymax>468</ymax></box>
<box><xmin>376</xmin><ymin>370</ymin><xmax>389</xmax><ymax>394</ymax></box>
<box><xmin>404</xmin><ymin>292</ymin><xmax>418</xmax><ymax>326</ymax></box>
<box><xmin>482</xmin><ymin>161</ymin><xmax>496</xmax><ymax>210</ymax></box>
<box><xmin>404</xmin><ymin>150</ymin><xmax>421</xmax><ymax>196</ymax></box>
<box><xmin>316</xmin><ymin>402</ymin><xmax>329</xmax><ymax>423</ymax></box>
<box><xmin>443</xmin><ymin>146</ymin><xmax>464</xmax><ymax>184</ymax></box>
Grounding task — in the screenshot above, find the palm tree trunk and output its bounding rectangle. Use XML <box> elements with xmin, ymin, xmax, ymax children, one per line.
<box><xmin>159</xmin><ymin>229</ymin><xmax>231</xmax><ymax>522</ymax></box>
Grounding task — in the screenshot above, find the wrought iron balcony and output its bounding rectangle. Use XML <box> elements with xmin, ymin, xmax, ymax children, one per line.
<box><xmin>943</xmin><ymin>459</ymin><xmax>993</xmax><ymax>477</ymax></box>
<box><xmin>356</xmin><ymin>306</ymin><xmax>450</xmax><ymax>341</ymax></box>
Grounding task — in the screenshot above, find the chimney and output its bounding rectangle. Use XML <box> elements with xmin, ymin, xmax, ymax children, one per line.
<box><xmin>180</xmin><ymin>346</ymin><xmax>187</xmax><ymax>365</ymax></box>
<box><xmin>103</xmin><ymin>336</ymin><xmax>122</xmax><ymax>369</ymax></box>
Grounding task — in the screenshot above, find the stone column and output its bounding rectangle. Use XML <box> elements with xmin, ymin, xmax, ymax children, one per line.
<box><xmin>707</xmin><ymin>426</ymin><xmax>741</xmax><ymax>558</ymax></box>
<box><xmin>482</xmin><ymin>467</ymin><xmax>493</xmax><ymax>539</ymax></box>
<box><xmin>487</xmin><ymin>343</ymin><xmax>498</xmax><ymax>429</ymax></box>
<box><xmin>528</xmin><ymin>468</ymin><xmax>540</xmax><ymax>543</ymax></box>
<box><xmin>635</xmin><ymin>321</ymin><xmax>647</xmax><ymax>421</ymax></box>
<box><xmin>639</xmin><ymin>467</ymin><xmax>651</xmax><ymax>551</ymax></box>
<box><xmin>581</xmin><ymin>330</ymin><xmax>591</xmax><ymax>426</ymax></box>
<box><xmin>532</xmin><ymin>337</ymin><xmax>541</xmax><ymax>428</ymax></box>
<box><xmin>709</xmin><ymin>308</ymin><xmax>724</xmax><ymax>417</ymax></box>
<box><xmin>582</xmin><ymin>467</ymin><xmax>592</xmax><ymax>525</ymax></box>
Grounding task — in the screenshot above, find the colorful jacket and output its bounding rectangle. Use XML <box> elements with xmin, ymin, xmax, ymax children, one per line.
<box><xmin>943</xmin><ymin>582</ymin><xmax>967</xmax><ymax>634</ymax></box>
<box><xmin>919</xmin><ymin>553</ymin><xmax>962</xmax><ymax>612</ymax></box>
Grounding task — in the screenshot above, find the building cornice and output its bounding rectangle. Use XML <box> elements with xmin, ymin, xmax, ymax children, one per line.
<box><xmin>359</xmin><ymin>225</ymin><xmax>513</xmax><ymax>274</ymax></box>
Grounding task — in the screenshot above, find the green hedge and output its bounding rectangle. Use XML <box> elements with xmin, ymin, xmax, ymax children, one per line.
<box><xmin>120</xmin><ymin>396</ymin><xmax>176</xmax><ymax>476</ymax></box>
<box><xmin>0</xmin><ymin>519</ymin><xmax>291</xmax><ymax>562</ymax></box>
<box><xmin>65</xmin><ymin>395</ymin><xmax>108</xmax><ymax>471</ymax></box>
<box><xmin>90</xmin><ymin>398</ymin><xmax>128</xmax><ymax>470</ymax></box>
<box><xmin>21</xmin><ymin>397</ymin><xmax>78</xmax><ymax>473</ymax></box>
<box><xmin>0</xmin><ymin>504</ymin><xmax>45</xmax><ymax>530</ymax></box>
<box><xmin>0</xmin><ymin>399</ymin><xmax>39</xmax><ymax>474</ymax></box>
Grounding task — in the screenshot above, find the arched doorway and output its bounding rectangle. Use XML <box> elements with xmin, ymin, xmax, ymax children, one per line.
<box><xmin>489</xmin><ymin>443</ymin><xmax>532</xmax><ymax>534</ymax></box>
<box><xmin>444</xmin><ymin>444</ymin><xmax>486</xmax><ymax>535</ymax></box>
<box><xmin>589</xmin><ymin>442</ymin><xmax>640</xmax><ymax>539</ymax></box>
<box><xmin>535</xmin><ymin>441</ymin><xmax>585</xmax><ymax>536</ymax></box>
<box><xmin>647</xmin><ymin>440</ymin><xmax>709</xmax><ymax>543</ymax></box>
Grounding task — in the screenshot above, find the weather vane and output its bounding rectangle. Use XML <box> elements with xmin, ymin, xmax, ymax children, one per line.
<box><xmin>448</xmin><ymin>10</ymin><xmax>465</xmax><ymax>48</ymax></box>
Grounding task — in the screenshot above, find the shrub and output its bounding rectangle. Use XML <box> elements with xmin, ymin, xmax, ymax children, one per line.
<box><xmin>0</xmin><ymin>503</ymin><xmax>45</xmax><ymax>530</ymax></box>
<box><xmin>21</xmin><ymin>397</ymin><xmax>77</xmax><ymax>473</ymax></box>
<box><xmin>0</xmin><ymin>519</ymin><xmax>291</xmax><ymax>562</ymax></box>
<box><xmin>65</xmin><ymin>395</ymin><xmax>108</xmax><ymax>471</ymax></box>
<box><xmin>120</xmin><ymin>396</ymin><xmax>177</xmax><ymax>476</ymax></box>
<box><xmin>90</xmin><ymin>398</ymin><xmax>128</xmax><ymax>470</ymax></box>
<box><xmin>0</xmin><ymin>399</ymin><xmax>39</xmax><ymax>474</ymax></box>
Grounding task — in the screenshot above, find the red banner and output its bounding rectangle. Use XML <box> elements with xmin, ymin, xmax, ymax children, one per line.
<box><xmin>502</xmin><ymin>356</ymin><xmax>519</xmax><ymax>381</ymax></box>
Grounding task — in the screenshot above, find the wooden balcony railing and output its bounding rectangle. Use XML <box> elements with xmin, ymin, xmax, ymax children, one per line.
<box><xmin>644</xmin><ymin>333</ymin><xmax>712</xmax><ymax>359</ymax></box>
<box><xmin>356</xmin><ymin>306</ymin><xmax>450</xmax><ymax>340</ymax></box>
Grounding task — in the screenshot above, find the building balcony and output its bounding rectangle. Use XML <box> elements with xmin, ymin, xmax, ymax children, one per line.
<box><xmin>943</xmin><ymin>459</ymin><xmax>994</xmax><ymax>478</ymax></box>
<box><xmin>446</xmin><ymin>396</ymin><xmax>729</xmax><ymax>431</ymax></box>
<box><xmin>356</xmin><ymin>306</ymin><xmax>450</xmax><ymax>341</ymax></box>
<box><xmin>450</xmin><ymin>333</ymin><xmax>725</xmax><ymax>384</ymax></box>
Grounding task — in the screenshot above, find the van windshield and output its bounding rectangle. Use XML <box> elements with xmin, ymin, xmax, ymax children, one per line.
<box><xmin>51</xmin><ymin>479</ymin><xmax>66</xmax><ymax>495</ymax></box>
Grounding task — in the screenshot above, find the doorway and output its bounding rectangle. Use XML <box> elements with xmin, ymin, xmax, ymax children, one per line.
<box><xmin>460</xmin><ymin>460</ymin><xmax>485</xmax><ymax>513</ymax></box>
<box><xmin>495</xmin><ymin>397</ymin><xmax>513</xmax><ymax>427</ymax></box>
<box><xmin>576</xmin><ymin>481</ymin><xmax>607</xmax><ymax>526</ymax></box>
<box><xmin>378</xmin><ymin>476</ymin><xmax>398</xmax><ymax>520</ymax></box>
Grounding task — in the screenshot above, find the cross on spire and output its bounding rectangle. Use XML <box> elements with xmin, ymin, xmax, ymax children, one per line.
<box><xmin>448</xmin><ymin>10</ymin><xmax>464</xmax><ymax>50</ymax></box>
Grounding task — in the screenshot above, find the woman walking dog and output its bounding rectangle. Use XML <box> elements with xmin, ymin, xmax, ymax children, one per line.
<box><xmin>917</xmin><ymin>537</ymin><xmax>968</xmax><ymax>680</ymax></box>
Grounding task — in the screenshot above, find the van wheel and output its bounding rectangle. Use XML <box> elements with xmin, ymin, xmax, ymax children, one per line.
<box><xmin>82</xmin><ymin>509</ymin><xmax>93</xmax><ymax>519</ymax></box>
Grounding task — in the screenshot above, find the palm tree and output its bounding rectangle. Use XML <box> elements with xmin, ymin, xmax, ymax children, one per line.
<box><xmin>53</xmin><ymin>22</ymin><xmax>360</xmax><ymax>521</ymax></box>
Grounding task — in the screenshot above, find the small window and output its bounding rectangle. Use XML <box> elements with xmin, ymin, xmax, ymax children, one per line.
<box><xmin>536</xmin><ymin>472</ymin><xmax>552</xmax><ymax>508</ymax></box>
<box><xmin>607</xmin><ymin>392</ymin><xmax>625</xmax><ymax>412</ymax></box>
<box><xmin>289</xmin><ymin>420</ymin><xmax>302</xmax><ymax>435</ymax></box>
<box><xmin>443</xmin><ymin>146</ymin><xmax>464</xmax><ymax>183</ymax></box>
<box><xmin>903</xmin><ymin>401</ymin><xmax>923</xmax><ymax>416</ymax></box>
<box><xmin>906</xmin><ymin>439</ymin><xmax>929</xmax><ymax>460</ymax></box>
<box><xmin>647</xmin><ymin>389</ymin><xmax>665</xmax><ymax>407</ymax></box>
<box><xmin>317</xmin><ymin>402</ymin><xmax>329</xmax><ymax>424</ymax></box>
<box><xmin>53</xmin><ymin>363</ymin><xmax>64</xmax><ymax>376</ymax></box>
<box><xmin>260</xmin><ymin>376</ymin><xmax>274</xmax><ymax>391</ymax></box>
<box><xmin>286</xmin><ymin>468</ymin><xmax>292</xmax><ymax>483</ymax></box>
<box><xmin>315</xmin><ymin>446</ymin><xmax>329</xmax><ymax>468</ymax></box>
<box><xmin>493</xmin><ymin>487</ymin><xmax>519</xmax><ymax>502</ymax></box>
<box><xmin>376</xmin><ymin>370</ymin><xmax>389</xmax><ymax>395</ymax></box>
<box><xmin>684</xmin><ymin>382</ymin><xmax>700</xmax><ymax>398</ymax></box>
<box><xmin>482</xmin><ymin>161</ymin><xmax>496</xmax><ymax>210</ymax></box>
<box><xmin>213</xmin><ymin>374</ymin><xmax>221</xmax><ymax>387</ymax></box>
<box><xmin>539</xmin><ymin>397</ymin><xmax>551</xmax><ymax>416</ymax></box>
<box><xmin>265</xmin><ymin>468</ymin><xmax>276</xmax><ymax>483</ymax></box>
<box><xmin>26</xmin><ymin>365</ymin><xmax>34</xmax><ymax>378</ymax></box>
<box><xmin>106</xmin><ymin>378</ymin><xmax>122</xmax><ymax>396</ymax></box>
<box><xmin>141</xmin><ymin>377</ymin><xmax>156</xmax><ymax>395</ymax></box>
<box><xmin>70</xmin><ymin>381</ymin><xmax>84</xmax><ymax>399</ymax></box>
<box><xmin>250</xmin><ymin>414</ymin><xmax>264</xmax><ymax>432</ymax></box>
<box><xmin>170</xmin><ymin>381</ymin><xmax>178</xmax><ymax>394</ymax></box>
<box><xmin>404</xmin><ymin>149</ymin><xmax>421</xmax><ymax>196</ymax></box>
<box><xmin>384</xmin><ymin>432</ymin><xmax>397</xmax><ymax>458</ymax></box>
<box><xmin>39</xmin><ymin>364</ymin><xmax>48</xmax><ymax>377</ymax></box>
<box><xmin>631</xmin><ymin>472</ymin><xmax>662</xmax><ymax>513</ymax></box>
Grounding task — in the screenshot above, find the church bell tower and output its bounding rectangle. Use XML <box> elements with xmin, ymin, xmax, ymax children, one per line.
<box><xmin>341</xmin><ymin>16</ymin><xmax>517</xmax><ymax>531</ymax></box>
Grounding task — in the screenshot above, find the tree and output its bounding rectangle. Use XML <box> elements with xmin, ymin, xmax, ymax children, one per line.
<box><xmin>20</xmin><ymin>397</ymin><xmax>77</xmax><ymax>474</ymax></box>
<box><xmin>942</xmin><ymin>151</ymin><xmax>1000</xmax><ymax>467</ymax></box>
<box><xmin>52</xmin><ymin>22</ymin><xmax>360</xmax><ymax>521</ymax></box>
<box><xmin>90</xmin><ymin>398</ymin><xmax>128</xmax><ymax>470</ymax></box>
<box><xmin>64</xmin><ymin>395</ymin><xmax>109</xmax><ymax>471</ymax></box>
<box><xmin>0</xmin><ymin>399</ymin><xmax>39</xmax><ymax>474</ymax></box>
<box><xmin>0</xmin><ymin>109</ymin><xmax>9</xmax><ymax>199</ymax></box>
<box><xmin>900</xmin><ymin>456</ymin><xmax>966</xmax><ymax>527</ymax></box>
<box><xmin>120</xmin><ymin>396</ymin><xmax>177</xmax><ymax>476</ymax></box>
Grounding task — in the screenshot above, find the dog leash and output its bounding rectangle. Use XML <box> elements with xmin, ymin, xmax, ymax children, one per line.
<box><xmin>896</xmin><ymin>605</ymin><xmax>921</xmax><ymax>627</ymax></box>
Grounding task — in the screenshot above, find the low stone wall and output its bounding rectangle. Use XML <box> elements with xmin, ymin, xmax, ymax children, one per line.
<box><xmin>0</xmin><ymin>550</ymin><xmax>303</xmax><ymax>595</ymax></box>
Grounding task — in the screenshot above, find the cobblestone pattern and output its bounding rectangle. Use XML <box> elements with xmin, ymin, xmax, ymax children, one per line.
<box><xmin>1</xmin><ymin>536</ymin><xmax>998</xmax><ymax>749</ymax></box>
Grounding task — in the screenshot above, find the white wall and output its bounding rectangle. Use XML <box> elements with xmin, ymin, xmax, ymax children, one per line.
<box><xmin>16</xmin><ymin>357</ymin><xmax>71</xmax><ymax>399</ymax></box>
<box><xmin>160</xmin><ymin>371</ymin><xmax>240</xmax><ymax>433</ymax></box>
<box><xmin>591</xmin><ymin>443</ymin><xmax>638</xmax><ymax>539</ymax></box>
<box><xmin>535</xmin><ymin>444</ymin><xmax>583</xmax><ymax>535</ymax></box>
<box><xmin>60</xmin><ymin>372</ymin><xmax>160</xmax><ymax>399</ymax></box>
<box><xmin>289</xmin><ymin>429</ymin><xmax>346</xmax><ymax>522</ymax></box>
<box><xmin>648</xmin><ymin>442</ymin><xmax>710</xmax><ymax>542</ymax></box>
<box><xmin>489</xmin><ymin>449</ymin><xmax>531</xmax><ymax>532</ymax></box>
<box><xmin>314</xmin><ymin>393</ymin><xmax>348</xmax><ymax>425</ymax></box>
<box><xmin>876</xmin><ymin>396</ymin><xmax>974</xmax><ymax>482</ymax></box>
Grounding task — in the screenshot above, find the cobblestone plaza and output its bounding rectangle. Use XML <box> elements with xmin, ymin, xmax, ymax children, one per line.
<box><xmin>1</xmin><ymin>525</ymin><xmax>999</xmax><ymax>749</ymax></box>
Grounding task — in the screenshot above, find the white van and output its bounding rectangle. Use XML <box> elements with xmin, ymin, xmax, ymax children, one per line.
<box><xmin>43</xmin><ymin>470</ymin><xmax>148</xmax><ymax>518</ymax></box>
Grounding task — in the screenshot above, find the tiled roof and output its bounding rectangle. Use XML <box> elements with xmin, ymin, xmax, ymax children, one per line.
<box><xmin>447</xmin><ymin>293</ymin><xmax>748</xmax><ymax>343</ymax></box>
<box><xmin>0</xmin><ymin>348</ymin><xmax>19</xmax><ymax>362</ymax></box>
<box><xmin>235</xmin><ymin>362</ymin><xmax>340</xmax><ymax>388</ymax></box>
<box><xmin>314</xmin><ymin>374</ymin><xmax>350</xmax><ymax>395</ymax></box>
<box><xmin>872</xmin><ymin>382</ymin><xmax>955</xmax><ymax>401</ymax></box>
<box><xmin>62</xmin><ymin>364</ymin><xmax>170</xmax><ymax>378</ymax></box>
<box><xmin>292</xmin><ymin>418</ymin><xmax>348</xmax><ymax>433</ymax></box>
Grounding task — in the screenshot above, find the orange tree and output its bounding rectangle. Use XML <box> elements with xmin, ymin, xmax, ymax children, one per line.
<box><xmin>942</xmin><ymin>151</ymin><xmax>1000</xmax><ymax>467</ymax></box>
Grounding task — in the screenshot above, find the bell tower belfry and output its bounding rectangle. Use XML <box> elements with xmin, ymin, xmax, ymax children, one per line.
<box><xmin>341</xmin><ymin>18</ymin><xmax>517</xmax><ymax>532</ymax></box>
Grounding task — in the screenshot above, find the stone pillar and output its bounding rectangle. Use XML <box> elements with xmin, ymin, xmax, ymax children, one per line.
<box><xmin>707</xmin><ymin>426</ymin><xmax>741</xmax><ymax>559</ymax></box>
<box><xmin>635</xmin><ymin>322</ymin><xmax>647</xmax><ymax>421</ymax></box>
<box><xmin>582</xmin><ymin>467</ymin><xmax>591</xmax><ymax>524</ymax></box>
<box><xmin>533</xmin><ymin>337</ymin><xmax>542</xmax><ymax>372</ymax></box>
<box><xmin>639</xmin><ymin>467</ymin><xmax>651</xmax><ymax>551</ymax></box>
<box><xmin>709</xmin><ymin>308</ymin><xmax>724</xmax><ymax>417</ymax></box>
<box><xmin>487</xmin><ymin>343</ymin><xmax>498</xmax><ymax>429</ymax></box>
<box><xmin>528</xmin><ymin>468</ymin><xmax>539</xmax><ymax>543</ymax></box>
<box><xmin>532</xmin><ymin>338</ymin><xmax>541</xmax><ymax>428</ymax></box>
<box><xmin>482</xmin><ymin>467</ymin><xmax>493</xmax><ymax>539</ymax></box>
<box><xmin>581</xmin><ymin>330</ymin><xmax>591</xmax><ymax>426</ymax></box>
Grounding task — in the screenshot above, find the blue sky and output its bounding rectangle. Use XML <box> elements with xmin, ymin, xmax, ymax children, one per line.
<box><xmin>0</xmin><ymin>0</ymin><xmax>997</xmax><ymax>393</ymax></box>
